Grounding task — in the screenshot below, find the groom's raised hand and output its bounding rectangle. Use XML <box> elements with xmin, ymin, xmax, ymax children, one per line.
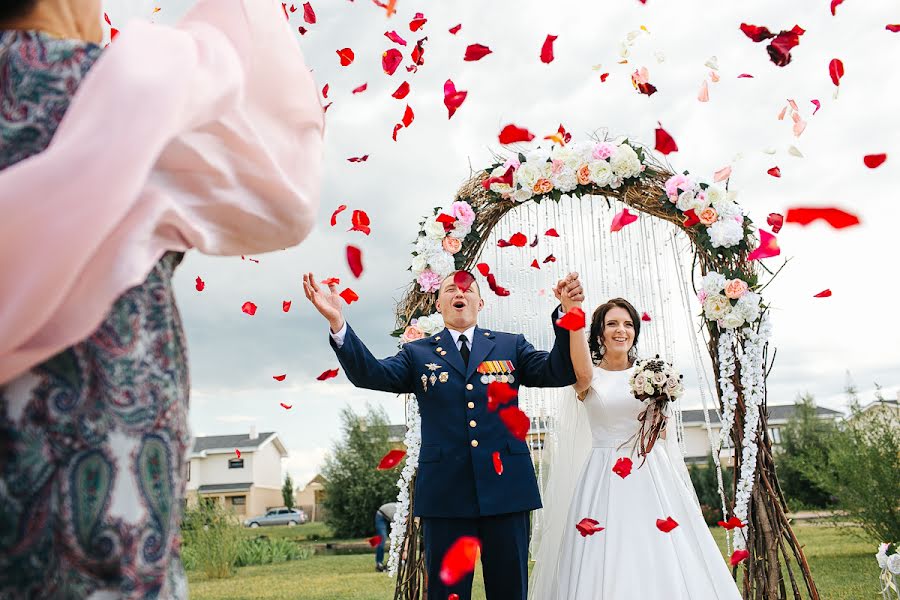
<box><xmin>555</xmin><ymin>272</ymin><xmax>585</xmax><ymax>312</ymax></box>
<box><xmin>302</xmin><ymin>272</ymin><xmax>345</xmax><ymax>333</ymax></box>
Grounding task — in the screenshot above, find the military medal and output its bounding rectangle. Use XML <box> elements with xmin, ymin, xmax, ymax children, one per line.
<box><xmin>439</xmin><ymin>372</ymin><xmax>449</xmax><ymax>383</ymax></box>
<box><xmin>421</xmin><ymin>374</ymin><xmax>428</xmax><ymax>391</ymax></box>
<box><xmin>477</xmin><ymin>360</ymin><xmax>516</xmax><ymax>385</ymax></box>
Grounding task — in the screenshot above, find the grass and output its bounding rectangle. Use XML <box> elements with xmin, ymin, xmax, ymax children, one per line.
<box><xmin>188</xmin><ymin>524</ymin><xmax>881</xmax><ymax>600</ymax></box>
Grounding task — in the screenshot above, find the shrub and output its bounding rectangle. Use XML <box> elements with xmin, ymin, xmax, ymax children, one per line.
<box><xmin>181</xmin><ymin>501</ymin><xmax>242</xmax><ymax>579</ymax></box>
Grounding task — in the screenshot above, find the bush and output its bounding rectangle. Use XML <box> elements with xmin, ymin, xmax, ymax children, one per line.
<box><xmin>181</xmin><ymin>501</ymin><xmax>242</xmax><ymax>579</ymax></box>
<box><xmin>775</xmin><ymin>393</ymin><xmax>838</xmax><ymax>509</ymax></box>
<box><xmin>235</xmin><ymin>537</ymin><xmax>313</xmax><ymax>567</ymax></box>
<box><xmin>688</xmin><ymin>454</ymin><xmax>734</xmax><ymax>525</ymax></box>
<box><xmin>797</xmin><ymin>399</ymin><xmax>900</xmax><ymax>543</ymax></box>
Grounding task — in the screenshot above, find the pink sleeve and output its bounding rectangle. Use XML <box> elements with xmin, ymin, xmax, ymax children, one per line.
<box><xmin>0</xmin><ymin>0</ymin><xmax>324</xmax><ymax>384</ymax></box>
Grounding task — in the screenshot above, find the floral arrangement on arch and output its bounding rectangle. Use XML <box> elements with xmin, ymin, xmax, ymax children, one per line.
<box><xmin>409</xmin><ymin>200</ymin><xmax>477</xmax><ymax>293</ymax></box>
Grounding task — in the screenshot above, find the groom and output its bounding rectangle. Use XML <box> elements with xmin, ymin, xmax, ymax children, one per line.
<box><xmin>302</xmin><ymin>270</ymin><xmax>584</xmax><ymax>600</ymax></box>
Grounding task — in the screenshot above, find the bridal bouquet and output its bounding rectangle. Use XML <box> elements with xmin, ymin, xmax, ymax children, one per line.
<box><xmin>628</xmin><ymin>356</ymin><xmax>684</xmax><ymax>462</ymax></box>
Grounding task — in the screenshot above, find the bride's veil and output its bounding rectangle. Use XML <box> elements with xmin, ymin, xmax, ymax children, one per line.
<box><xmin>528</xmin><ymin>385</ymin><xmax>592</xmax><ymax>600</ymax></box>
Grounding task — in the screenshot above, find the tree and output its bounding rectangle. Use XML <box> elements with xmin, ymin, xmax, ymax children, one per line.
<box><xmin>775</xmin><ymin>393</ymin><xmax>837</xmax><ymax>509</ymax></box>
<box><xmin>322</xmin><ymin>404</ymin><xmax>402</xmax><ymax>538</ymax></box>
<box><xmin>688</xmin><ymin>453</ymin><xmax>734</xmax><ymax>525</ymax></box>
<box><xmin>282</xmin><ymin>473</ymin><xmax>295</xmax><ymax>511</ymax></box>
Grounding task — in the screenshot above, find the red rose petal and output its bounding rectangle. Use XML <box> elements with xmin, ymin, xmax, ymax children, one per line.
<box><xmin>302</xmin><ymin>2</ymin><xmax>316</xmax><ymax>24</ymax></box>
<box><xmin>656</xmin><ymin>516</ymin><xmax>679</xmax><ymax>533</ymax></box>
<box><xmin>612</xmin><ymin>457</ymin><xmax>633</xmax><ymax>478</ymax></box>
<box><xmin>402</xmin><ymin>105</ymin><xmax>415</xmax><ymax>128</ymax></box>
<box><xmin>321</xmin><ymin>277</ymin><xmax>340</xmax><ymax>285</ymax></box>
<box><xmin>377</xmin><ymin>449</ymin><xmax>407</xmax><ymax>470</ymax></box>
<box><xmin>298</xmin><ymin>26</ymin><xmax>307</xmax><ymax>35</ymax></box>
<box><xmin>195</xmin><ymin>276</ymin><xmax>205</xmax><ymax>292</ymax></box>
<box><xmin>641</xmin><ymin>312</ymin><xmax>651</xmax><ymax>322</ymax></box>
<box><xmin>385</xmin><ymin>30</ymin><xmax>407</xmax><ymax>46</ymax></box>
<box><xmin>486</xmin><ymin>273</ymin><xmax>510</xmax><ymax>297</ymax></box>
<box><xmin>830</xmin><ymin>0</ymin><xmax>845</xmax><ymax>16</ymax></box>
<box><xmin>235</xmin><ymin>449</ymin><xmax>241</xmax><ymax>459</ymax></box>
<box><xmin>346</xmin><ymin>245</ymin><xmax>364</xmax><ymax>278</ymax></box>
<box><xmin>317</xmin><ymin>368</ymin><xmax>340</xmax><ymax>381</ymax></box>
<box><xmin>496</xmin><ymin>239</ymin><xmax>511</xmax><ymax>248</ymax></box>
<box><xmin>498</xmin><ymin>124</ymin><xmax>535</xmax><ymax>144</ymax></box>
<box><xmin>347</xmin><ymin>155</ymin><xmax>369</xmax><ymax>163</ymax></box>
<box><xmin>280</xmin><ymin>402</ymin><xmax>293</xmax><ymax>410</ymax></box>
<box><xmin>654</xmin><ymin>123</ymin><xmax>678</xmax><ymax>155</ymax></box>
<box><xmin>740</xmin><ymin>23</ymin><xmax>774</xmax><ymax>42</ymax></box>
<box><xmin>682</xmin><ymin>209</ymin><xmax>700</xmax><ymax>228</ymax></box>
<box><xmin>449</xmin><ymin>24</ymin><xmax>462</xmax><ymax>35</ymax></box>
<box><xmin>392</xmin><ymin>81</ymin><xmax>410</xmax><ymax>99</ymax></box>
<box><xmin>610</xmin><ymin>208</ymin><xmax>639</xmax><ymax>232</ymax></box>
<box><xmin>767</xmin><ymin>166</ymin><xmax>781</xmax><ymax>178</ymax></box>
<box><xmin>600</xmin><ymin>72</ymin><xmax>610</xmax><ymax>83</ymax></box>
<box><xmin>476</xmin><ymin>263</ymin><xmax>491</xmax><ymax>276</ymax></box>
<box><xmin>784</xmin><ymin>207</ymin><xmax>860</xmax><ymax>229</ymax></box>
<box><xmin>507</xmin><ymin>232</ymin><xmax>528</xmax><ymax>247</ymax></box>
<box><xmin>737</xmin><ymin>73</ymin><xmax>754</xmax><ymax>78</ymax></box>
<box><xmin>452</xmin><ymin>270</ymin><xmax>476</xmax><ymax>294</ymax></box>
<box><xmin>748</xmin><ymin>230</ymin><xmax>780</xmax><ymax>261</ymax></box>
<box><xmin>339</xmin><ymin>288</ymin><xmax>359</xmax><ymax>304</ymax></box>
<box><xmin>337</xmin><ymin>48</ymin><xmax>355</xmax><ymax>66</ymax></box>
<box><xmin>351</xmin><ymin>83</ymin><xmax>368</xmax><ymax>95</ymax></box>
<box><xmin>409</xmin><ymin>12</ymin><xmax>427</xmax><ymax>32</ymax></box>
<box><xmin>828</xmin><ymin>58</ymin><xmax>844</xmax><ymax>87</ymax></box>
<box><xmin>556</xmin><ymin>307</ymin><xmax>586</xmax><ymax>331</ymax></box>
<box><xmin>482</xmin><ymin>165</ymin><xmax>514</xmax><ymax>190</ymax></box>
<box><xmin>411</xmin><ymin>37</ymin><xmax>428</xmax><ymax>67</ymax></box>
<box><xmin>545</xmin><ymin>228</ymin><xmax>560</xmax><ymax>237</ymax></box>
<box><xmin>440</xmin><ymin>536</ymin><xmax>480</xmax><ymax>586</ymax></box>
<box><xmin>864</xmin><ymin>153</ymin><xmax>887</xmax><ymax>169</ymax></box>
<box><xmin>540</xmin><ymin>34</ymin><xmax>557</xmax><ymax>64</ymax></box>
<box><xmin>811</xmin><ymin>99</ymin><xmax>821</xmax><ymax>114</ymax></box>
<box><xmin>813</xmin><ymin>289</ymin><xmax>832</xmax><ymax>298</ymax></box>
<box><xmin>543</xmin><ymin>254</ymin><xmax>556</xmax><ymax>263</ymax></box>
<box><xmin>464</xmin><ymin>43</ymin><xmax>493</xmax><ymax>61</ymax></box>
<box><xmin>382</xmin><ymin>48</ymin><xmax>403</xmax><ymax>75</ymax></box>
<box><xmin>350</xmin><ymin>210</ymin><xmax>371</xmax><ymax>235</ymax></box>
<box><xmin>717</xmin><ymin>516</ymin><xmax>745</xmax><ymax>530</ymax></box>
<box><xmin>273</xmin><ymin>374</ymin><xmax>287</xmax><ymax>381</ymax></box>
<box><xmin>492</xmin><ymin>451</ymin><xmax>504</xmax><ymax>475</ymax></box>
<box><xmin>449</xmin><ymin>595</ymin><xmax>460</xmax><ymax>600</ymax></box>
<box><xmin>283</xmin><ymin>301</ymin><xmax>292</xmax><ymax>313</ymax></box>
<box><xmin>487</xmin><ymin>381</ymin><xmax>518</xmax><ymax>412</ymax></box>
<box><xmin>767</xmin><ymin>213</ymin><xmax>784</xmax><ymax>234</ymax></box>
<box><xmin>242</xmin><ymin>301</ymin><xmax>258</xmax><ymax>316</ymax></box>
<box><xmin>730</xmin><ymin>549</ymin><xmax>750</xmax><ymax>566</ymax></box>
<box><xmin>392</xmin><ymin>123</ymin><xmax>403</xmax><ymax>142</ymax></box>
<box><xmin>499</xmin><ymin>406</ymin><xmax>530</xmax><ymax>441</ymax></box>
<box><xmin>443</xmin><ymin>79</ymin><xmax>467</xmax><ymax>119</ymax></box>
<box><xmin>888</xmin><ymin>24</ymin><xmax>900</xmax><ymax>33</ymax></box>
<box><xmin>529</xmin><ymin>235</ymin><xmax>539</xmax><ymax>248</ymax></box>
<box><xmin>575</xmin><ymin>517</ymin><xmax>605</xmax><ymax>537</ymax></box>
<box><xmin>368</xmin><ymin>535</ymin><xmax>382</xmax><ymax>548</ymax></box>
<box><xmin>322</xmin><ymin>84</ymin><xmax>330</xmax><ymax>99</ymax></box>
<box><xmin>530</xmin><ymin>260</ymin><xmax>540</xmax><ymax>269</ymax></box>
<box><xmin>767</xmin><ymin>26</ymin><xmax>804</xmax><ymax>67</ymax></box>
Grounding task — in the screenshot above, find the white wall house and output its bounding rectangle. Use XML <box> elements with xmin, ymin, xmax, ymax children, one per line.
<box><xmin>185</xmin><ymin>427</ymin><xmax>288</xmax><ymax>517</ymax></box>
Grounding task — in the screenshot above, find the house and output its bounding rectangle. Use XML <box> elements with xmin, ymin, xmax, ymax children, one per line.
<box><xmin>185</xmin><ymin>426</ymin><xmax>288</xmax><ymax>517</ymax></box>
<box><xmin>849</xmin><ymin>390</ymin><xmax>900</xmax><ymax>422</ymax></box>
<box><xmin>295</xmin><ymin>474</ymin><xmax>328</xmax><ymax>522</ymax></box>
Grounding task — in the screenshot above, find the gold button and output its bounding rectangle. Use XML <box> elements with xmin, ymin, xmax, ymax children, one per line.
<box><xmin>441</xmin><ymin>351</ymin><xmax>447</xmax><ymax>356</ymax></box>
<box><xmin>469</xmin><ymin>420</ymin><xmax>477</xmax><ymax>428</ymax></box>
<box><xmin>436</xmin><ymin>347</ymin><xmax>443</xmax><ymax>352</ymax></box>
<box><xmin>466</xmin><ymin>384</ymin><xmax>474</xmax><ymax>391</ymax></box>
<box><xmin>471</xmin><ymin>439</ymin><xmax>479</xmax><ymax>448</ymax></box>
<box><xmin>467</xmin><ymin>402</ymin><xmax>475</xmax><ymax>409</ymax></box>
<box><xmin>484</xmin><ymin>332</ymin><xmax>490</xmax><ymax>336</ymax></box>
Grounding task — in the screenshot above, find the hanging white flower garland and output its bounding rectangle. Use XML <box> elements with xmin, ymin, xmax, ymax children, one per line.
<box><xmin>387</xmin><ymin>396</ymin><xmax>422</xmax><ymax>576</ymax></box>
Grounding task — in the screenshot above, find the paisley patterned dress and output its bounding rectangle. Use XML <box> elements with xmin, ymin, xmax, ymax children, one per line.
<box><xmin>0</xmin><ymin>31</ymin><xmax>190</xmax><ymax>600</ymax></box>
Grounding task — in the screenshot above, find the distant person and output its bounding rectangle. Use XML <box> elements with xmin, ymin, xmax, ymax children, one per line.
<box><xmin>375</xmin><ymin>501</ymin><xmax>398</xmax><ymax>572</ymax></box>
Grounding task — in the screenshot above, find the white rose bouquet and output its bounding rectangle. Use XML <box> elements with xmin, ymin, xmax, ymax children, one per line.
<box><xmin>627</xmin><ymin>355</ymin><xmax>684</xmax><ymax>464</ymax></box>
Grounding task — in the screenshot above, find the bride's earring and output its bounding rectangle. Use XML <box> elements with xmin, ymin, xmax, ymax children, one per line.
<box><xmin>628</xmin><ymin>345</ymin><xmax>638</xmax><ymax>360</ymax></box>
<box><xmin>597</xmin><ymin>343</ymin><xmax>606</xmax><ymax>358</ymax></box>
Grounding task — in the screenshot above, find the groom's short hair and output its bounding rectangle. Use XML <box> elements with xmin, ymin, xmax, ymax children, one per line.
<box><xmin>438</xmin><ymin>271</ymin><xmax>480</xmax><ymax>296</ymax></box>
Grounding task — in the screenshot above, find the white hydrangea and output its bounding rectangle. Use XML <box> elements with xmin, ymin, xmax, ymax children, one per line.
<box><xmin>427</xmin><ymin>251</ymin><xmax>456</xmax><ymax>278</ymax></box>
<box><xmin>524</xmin><ymin>148</ymin><xmax>551</xmax><ymax>164</ymax></box>
<box><xmin>719</xmin><ymin>310</ymin><xmax>746</xmax><ymax>329</ymax></box>
<box><xmin>410</xmin><ymin>254</ymin><xmax>427</xmax><ymax>274</ymax></box>
<box><xmin>416</xmin><ymin>235</ymin><xmax>442</xmax><ymax>256</ymax></box>
<box><xmin>552</xmin><ymin>168</ymin><xmax>579</xmax><ymax>193</ymax></box>
<box><xmin>589</xmin><ymin>160</ymin><xmax>613</xmax><ymax>187</ymax></box>
<box><xmin>713</xmin><ymin>198</ymin><xmax>743</xmax><ymax>219</ymax></box>
<box><xmin>735</xmin><ymin>292</ymin><xmax>761</xmax><ymax>323</ymax></box>
<box><xmin>708</xmin><ymin>219</ymin><xmax>744</xmax><ymax>248</ymax></box>
<box><xmin>610</xmin><ymin>144</ymin><xmax>642</xmax><ymax>179</ymax></box>
<box><xmin>424</xmin><ymin>217</ymin><xmax>447</xmax><ymax>240</ymax></box>
<box><xmin>701</xmin><ymin>271</ymin><xmax>727</xmax><ymax>294</ymax></box>
<box><xmin>551</xmin><ymin>146</ymin><xmax>583</xmax><ymax>171</ymax></box>
<box><xmin>704</xmin><ymin>293</ymin><xmax>731</xmax><ymax>320</ymax></box>
<box><xmin>704</xmin><ymin>183</ymin><xmax>726</xmax><ymax>206</ymax></box>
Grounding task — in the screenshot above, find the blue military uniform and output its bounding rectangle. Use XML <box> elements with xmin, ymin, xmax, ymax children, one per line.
<box><xmin>330</xmin><ymin>307</ymin><xmax>576</xmax><ymax>600</ymax></box>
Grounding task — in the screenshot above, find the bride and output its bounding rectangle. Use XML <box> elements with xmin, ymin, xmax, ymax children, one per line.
<box><xmin>528</xmin><ymin>293</ymin><xmax>742</xmax><ymax>599</ymax></box>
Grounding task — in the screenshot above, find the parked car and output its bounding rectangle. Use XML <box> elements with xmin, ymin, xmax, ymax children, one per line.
<box><xmin>243</xmin><ymin>507</ymin><xmax>307</xmax><ymax>528</ymax></box>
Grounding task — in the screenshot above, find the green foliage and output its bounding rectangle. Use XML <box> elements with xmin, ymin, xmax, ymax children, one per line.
<box><xmin>282</xmin><ymin>473</ymin><xmax>295</xmax><ymax>511</ymax></box>
<box><xmin>235</xmin><ymin>537</ymin><xmax>313</xmax><ymax>567</ymax></box>
<box><xmin>776</xmin><ymin>393</ymin><xmax>839</xmax><ymax>509</ymax></box>
<box><xmin>688</xmin><ymin>454</ymin><xmax>734</xmax><ymax>525</ymax></box>
<box><xmin>797</xmin><ymin>397</ymin><xmax>900</xmax><ymax>543</ymax></box>
<box><xmin>322</xmin><ymin>404</ymin><xmax>401</xmax><ymax>538</ymax></box>
<box><xmin>182</xmin><ymin>500</ymin><xmax>243</xmax><ymax>579</ymax></box>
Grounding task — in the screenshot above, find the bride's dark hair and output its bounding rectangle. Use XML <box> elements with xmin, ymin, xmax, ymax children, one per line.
<box><xmin>0</xmin><ymin>1</ymin><xmax>38</xmax><ymax>21</ymax></box>
<box><xmin>588</xmin><ymin>298</ymin><xmax>641</xmax><ymax>363</ymax></box>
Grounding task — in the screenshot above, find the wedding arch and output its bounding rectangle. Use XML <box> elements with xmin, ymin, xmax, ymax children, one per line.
<box><xmin>387</xmin><ymin>134</ymin><xmax>819</xmax><ymax>600</ymax></box>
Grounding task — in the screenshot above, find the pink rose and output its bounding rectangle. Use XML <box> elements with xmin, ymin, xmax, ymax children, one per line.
<box><xmin>698</xmin><ymin>207</ymin><xmax>719</xmax><ymax>225</ymax></box>
<box><xmin>592</xmin><ymin>143</ymin><xmax>616</xmax><ymax>160</ymax></box>
<box><xmin>417</xmin><ymin>270</ymin><xmax>442</xmax><ymax>293</ymax></box>
<box><xmin>697</xmin><ymin>290</ymin><xmax>708</xmax><ymax>304</ymax></box>
<box><xmin>577</xmin><ymin>164</ymin><xmax>591</xmax><ymax>185</ymax></box>
<box><xmin>551</xmin><ymin>160</ymin><xmax>565</xmax><ymax>176</ymax></box>
<box><xmin>402</xmin><ymin>325</ymin><xmax>425</xmax><ymax>342</ymax></box>
<box><xmin>534</xmin><ymin>178</ymin><xmax>554</xmax><ymax>194</ymax></box>
<box><xmin>503</xmin><ymin>157</ymin><xmax>521</xmax><ymax>171</ymax></box>
<box><xmin>442</xmin><ymin>236</ymin><xmax>462</xmax><ymax>254</ymax></box>
<box><xmin>665</xmin><ymin>174</ymin><xmax>693</xmax><ymax>200</ymax></box>
<box><xmin>451</xmin><ymin>201</ymin><xmax>476</xmax><ymax>228</ymax></box>
<box><xmin>724</xmin><ymin>279</ymin><xmax>749</xmax><ymax>300</ymax></box>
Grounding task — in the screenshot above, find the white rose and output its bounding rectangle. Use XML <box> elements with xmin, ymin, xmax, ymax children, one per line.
<box><xmin>652</xmin><ymin>371</ymin><xmax>667</xmax><ymax>386</ymax></box>
<box><xmin>643</xmin><ymin>384</ymin><xmax>655</xmax><ymax>395</ymax></box>
<box><xmin>719</xmin><ymin>310</ymin><xmax>745</xmax><ymax>329</ymax></box>
<box><xmin>610</xmin><ymin>144</ymin><xmax>642</xmax><ymax>179</ymax></box>
<box><xmin>416</xmin><ymin>235</ymin><xmax>442</xmax><ymax>255</ymax></box>
<box><xmin>676</xmin><ymin>191</ymin><xmax>696</xmax><ymax>212</ymax></box>
<box><xmin>428</xmin><ymin>252</ymin><xmax>456</xmax><ymax>278</ymax></box>
<box><xmin>416</xmin><ymin>315</ymin><xmax>435</xmax><ymax>333</ymax></box>
<box><xmin>571</xmin><ymin>140</ymin><xmax>596</xmax><ymax>163</ymax></box>
<box><xmin>411</xmin><ymin>254</ymin><xmax>427</xmax><ymax>274</ymax></box>
<box><xmin>524</xmin><ymin>148</ymin><xmax>551</xmax><ymax>164</ymax></box>
<box><xmin>712</xmin><ymin>198</ymin><xmax>742</xmax><ymax>219</ymax></box>
<box><xmin>511</xmin><ymin>186</ymin><xmax>533</xmax><ymax>203</ymax></box>
<box><xmin>888</xmin><ymin>554</ymin><xmax>900</xmax><ymax>575</ymax></box>
<box><xmin>686</xmin><ymin>193</ymin><xmax>710</xmax><ymax>212</ymax></box>
<box><xmin>515</xmin><ymin>163</ymin><xmax>543</xmax><ymax>192</ymax></box>
<box><xmin>424</xmin><ymin>217</ymin><xmax>448</xmax><ymax>240</ymax></box>
<box><xmin>704</xmin><ymin>183</ymin><xmax>725</xmax><ymax>206</ymax></box>
<box><xmin>551</xmin><ymin>146</ymin><xmax>583</xmax><ymax>171</ymax></box>
<box><xmin>552</xmin><ymin>168</ymin><xmax>579</xmax><ymax>193</ymax></box>
<box><xmin>701</xmin><ymin>272</ymin><xmax>727</xmax><ymax>294</ymax></box>
<box><xmin>708</xmin><ymin>219</ymin><xmax>744</xmax><ymax>248</ymax></box>
<box><xmin>427</xmin><ymin>313</ymin><xmax>445</xmax><ymax>333</ymax></box>
<box><xmin>608</xmin><ymin>175</ymin><xmax>624</xmax><ymax>189</ymax></box>
<box><xmin>877</xmin><ymin>551</ymin><xmax>889</xmax><ymax>569</ymax></box>
<box><xmin>589</xmin><ymin>160</ymin><xmax>613</xmax><ymax>187</ymax></box>
<box><xmin>704</xmin><ymin>293</ymin><xmax>731</xmax><ymax>320</ymax></box>
<box><xmin>449</xmin><ymin>223</ymin><xmax>471</xmax><ymax>240</ymax></box>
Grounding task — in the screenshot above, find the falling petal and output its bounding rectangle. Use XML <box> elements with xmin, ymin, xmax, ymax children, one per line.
<box><xmin>346</xmin><ymin>245</ymin><xmax>364</xmax><ymax>277</ymax></box>
<box><xmin>767</xmin><ymin>166</ymin><xmax>781</xmax><ymax>178</ymax></box>
<box><xmin>713</xmin><ymin>166</ymin><xmax>732</xmax><ymax>182</ymax></box>
<box><xmin>498</xmin><ymin>124</ymin><xmax>535</xmax><ymax>144</ymax></box>
<box><xmin>748</xmin><ymin>230</ymin><xmax>780</xmax><ymax>261</ymax></box>
<box><xmin>317</xmin><ymin>368</ymin><xmax>340</xmax><ymax>381</ymax></box>
<box><xmin>440</xmin><ymin>537</ymin><xmax>480</xmax><ymax>585</ymax></box>
<box><xmin>241</xmin><ymin>301</ymin><xmax>258</xmax><ymax>316</ymax></box>
<box><xmin>279</xmin><ymin>403</ymin><xmax>292</xmax><ymax>410</ymax></box>
<box><xmin>337</xmin><ymin>48</ymin><xmax>355</xmax><ymax>66</ymax></box>
<box><xmin>697</xmin><ymin>80</ymin><xmax>709</xmax><ymax>102</ymax></box>
<box><xmin>377</xmin><ymin>449</ymin><xmax>406</xmax><ymax>470</ymax></box>
<box><xmin>382</xmin><ymin>48</ymin><xmax>403</xmax><ymax>75</ymax></box>
<box><xmin>814</xmin><ymin>289</ymin><xmax>832</xmax><ymax>298</ymax></box>
<box><xmin>464</xmin><ymin>43</ymin><xmax>493</xmax><ymax>61</ymax></box>
<box><xmin>540</xmin><ymin>34</ymin><xmax>558</xmax><ymax>64</ymax></box>
<box><xmin>767</xmin><ymin>213</ymin><xmax>784</xmax><ymax>233</ymax></box>
<box><xmin>385</xmin><ymin>30</ymin><xmax>407</xmax><ymax>46</ymax></box>
<box><xmin>499</xmin><ymin>406</ymin><xmax>530</xmax><ymax>440</ymax></box>
<box><xmin>784</xmin><ymin>207</ymin><xmax>860</xmax><ymax>229</ymax></box>
<box><xmin>195</xmin><ymin>276</ymin><xmax>205</xmax><ymax>292</ymax></box>
<box><xmin>283</xmin><ymin>301</ymin><xmax>292</xmax><ymax>313</ymax></box>
<box><xmin>555</xmin><ymin>307</ymin><xmax>586</xmax><ymax>331</ymax></box>
<box><xmin>654</xmin><ymin>123</ymin><xmax>678</xmax><ymax>154</ymax></box>
<box><xmin>273</xmin><ymin>374</ymin><xmax>287</xmax><ymax>381</ymax></box>
<box><xmin>392</xmin><ymin>81</ymin><xmax>410</xmax><ymax>99</ymax></box>
<box><xmin>339</xmin><ymin>288</ymin><xmax>359</xmax><ymax>304</ymax></box>
<box><xmin>863</xmin><ymin>153</ymin><xmax>887</xmax><ymax>168</ymax></box>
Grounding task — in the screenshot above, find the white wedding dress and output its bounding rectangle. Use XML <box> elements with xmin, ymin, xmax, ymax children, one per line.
<box><xmin>529</xmin><ymin>364</ymin><xmax>742</xmax><ymax>600</ymax></box>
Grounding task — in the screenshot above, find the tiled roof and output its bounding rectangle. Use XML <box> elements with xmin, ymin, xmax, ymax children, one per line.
<box><xmin>192</xmin><ymin>432</ymin><xmax>276</xmax><ymax>452</ymax></box>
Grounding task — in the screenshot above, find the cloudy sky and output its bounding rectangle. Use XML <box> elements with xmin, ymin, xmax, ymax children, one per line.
<box><xmin>105</xmin><ymin>0</ymin><xmax>899</xmax><ymax>487</ymax></box>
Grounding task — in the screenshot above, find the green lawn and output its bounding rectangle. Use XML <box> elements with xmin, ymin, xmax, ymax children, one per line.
<box><xmin>188</xmin><ymin>524</ymin><xmax>881</xmax><ymax>600</ymax></box>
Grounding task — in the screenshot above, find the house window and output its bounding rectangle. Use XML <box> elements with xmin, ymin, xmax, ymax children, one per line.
<box><xmin>770</xmin><ymin>427</ymin><xmax>782</xmax><ymax>445</ymax></box>
<box><xmin>228</xmin><ymin>458</ymin><xmax>244</xmax><ymax>469</ymax></box>
<box><xmin>231</xmin><ymin>496</ymin><xmax>246</xmax><ymax>506</ymax></box>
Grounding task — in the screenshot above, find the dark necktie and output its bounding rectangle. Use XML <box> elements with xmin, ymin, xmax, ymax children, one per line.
<box><xmin>458</xmin><ymin>334</ymin><xmax>470</xmax><ymax>367</ymax></box>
